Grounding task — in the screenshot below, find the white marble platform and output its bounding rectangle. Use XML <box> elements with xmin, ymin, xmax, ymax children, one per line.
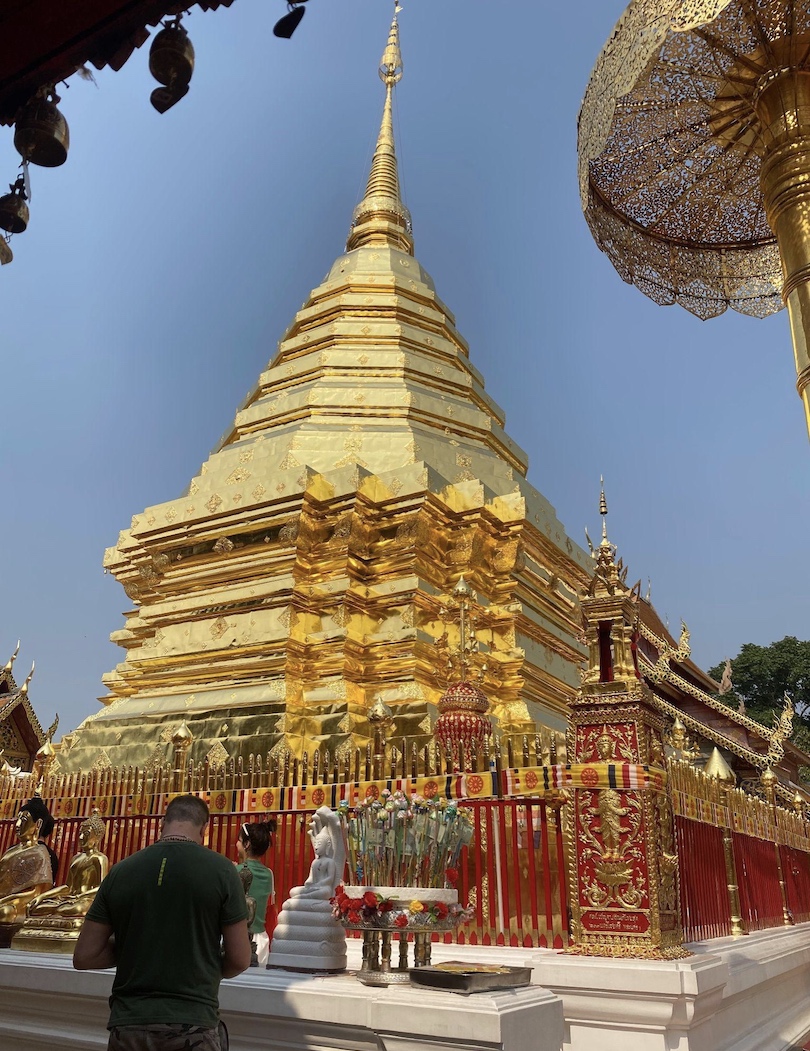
<box><xmin>2</xmin><ymin>925</ymin><xmax>810</xmax><ymax>1051</ymax></box>
<box><xmin>0</xmin><ymin>948</ymin><xmax>563</xmax><ymax>1051</ymax></box>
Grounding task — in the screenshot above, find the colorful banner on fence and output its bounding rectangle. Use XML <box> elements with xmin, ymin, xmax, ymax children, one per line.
<box><xmin>502</xmin><ymin>763</ymin><xmax>666</xmax><ymax>797</ymax></box>
<box><xmin>167</xmin><ymin>772</ymin><xmax>501</xmax><ymax>814</ymax></box>
<box><xmin>3</xmin><ymin>764</ymin><xmax>667</xmax><ymax>819</ymax></box>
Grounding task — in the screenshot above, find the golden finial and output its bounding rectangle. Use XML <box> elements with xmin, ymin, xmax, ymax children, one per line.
<box><xmin>599</xmin><ymin>476</ymin><xmax>608</xmax><ymax>541</ymax></box>
<box><xmin>379</xmin><ymin>12</ymin><xmax>403</xmax><ymax>86</ymax></box>
<box><xmin>368</xmin><ymin>696</ymin><xmax>395</xmax><ymax>729</ymax></box>
<box><xmin>171</xmin><ymin>720</ymin><xmax>193</xmax><ymax>747</ymax></box>
<box><xmin>35</xmin><ymin>738</ymin><xmax>55</xmax><ymax>766</ymax></box>
<box><xmin>346</xmin><ymin>10</ymin><xmax>412</xmax><ymax>253</ymax></box>
<box><xmin>3</xmin><ymin>640</ymin><xmax>20</xmax><ymax>675</ymax></box>
<box><xmin>453</xmin><ymin>575</ymin><xmax>471</xmax><ymax>600</ymax></box>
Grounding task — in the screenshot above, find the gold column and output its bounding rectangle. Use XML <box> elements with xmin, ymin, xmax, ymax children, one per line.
<box><xmin>760</xmin><ymin>766</ymin><xmax>794</xmax><ymax>926</ymax></box>
<box><xmin>704</xmin><ymin>748</ymin><xmax>746</xmax><ymax>937</ymax></box>
<box><xmin>720</xmin><ymin>787</ymin><xmax>747</xmax><ymax>938</ymax></box>
<box><xmin>756</xmin><ymin>70</ymin><xmax>810</xmax><ymax>439</ymax></box>
<box><xmin>171</xmin><ymin>722</ymin><xmax>193</xmax><ymax>793</ymax></box>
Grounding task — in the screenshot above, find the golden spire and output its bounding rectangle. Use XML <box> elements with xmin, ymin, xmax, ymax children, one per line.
<box><xmin>703</xmin><ymin>747</ymin><xmax>736</xmax><ymax>784</ymax></box>
<box><xmin>599</xmin><ymin>475</ymin><xmax>608</xmax><ymax>542</ymax></box>
<box><xmin>346</xmin><ymin>12</ymin><xmax>413</xmax><ymax>254</ymax></box>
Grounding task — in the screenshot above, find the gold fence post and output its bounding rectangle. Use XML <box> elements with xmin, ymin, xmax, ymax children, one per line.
<box><xmin>761</xmin><ymin>767</ymin><xmax>794</xmax><ymax>926</ymax></box>
<box><xmin>705</xmin><ymin>749</ymin><xmax>747</xmax><ymax>937</ymax></box>
<box><xmin>171</xmin><ymin>722</ymin><xmax>193</xmax><ymax>794</ymax></box>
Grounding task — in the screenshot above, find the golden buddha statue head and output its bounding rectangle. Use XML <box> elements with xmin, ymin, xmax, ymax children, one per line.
<box><xmin>79</xmin><ymin>810</ymin><xmax>105</xmax><ymax>851</ymax></box>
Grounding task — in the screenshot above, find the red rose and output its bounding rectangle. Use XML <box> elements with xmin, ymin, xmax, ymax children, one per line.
<box><xmin>363</xmin><ymin>890</ymin><xmax>378</xmax><ymax>908</ymax></box>
<box><xmin>348</xmin><ymin>910</ymin><xmax>361</xmax><ymax>924</ymax></box>
<box><xmin>445</xmin><ymin>867</ymin><xmax>459</xmax><ymax>885</ymax></box>
<box><xmin>434</xmin><ymin>901</ymin><xmax>449</xmax><ymax>919</ymax></box>
<box><xmin>379</xmin><ymin>899</ymin><xmax>394</xmax><ymax>913</ymax></box>
<box><xmin>349</xmin><ymin>897</ymin><xmax>363</xmax><ymax>909</ymax></box>
<box><xmin>394</xmin><ymin>913</ymin><xmax>408</xmax><ymax>928</ymax></box>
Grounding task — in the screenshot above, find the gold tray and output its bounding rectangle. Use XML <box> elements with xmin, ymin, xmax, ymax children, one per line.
<box><xmin>408</xmin><ymin>961</ymin><xmax>532</xmax><ymax>994</ymax></box>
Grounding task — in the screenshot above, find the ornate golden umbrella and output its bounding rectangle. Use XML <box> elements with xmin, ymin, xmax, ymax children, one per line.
<box><xmin>579</xmin><ymin>0</ymin><xmax>810</xmax><ymax>436</ymax></box>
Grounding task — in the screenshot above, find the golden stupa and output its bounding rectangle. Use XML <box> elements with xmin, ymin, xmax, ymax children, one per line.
<box><xmin>58</xmin><ymin>16</ymin><xmax>592</xmax><ymax>772</ymax></box>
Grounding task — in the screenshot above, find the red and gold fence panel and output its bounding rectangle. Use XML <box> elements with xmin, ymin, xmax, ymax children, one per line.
<box><xmin>0</xmin><ymin>796</ymin><xmax>569</xmax><ymax>950</ymax></box>
<box><xmin>783</xmin><ymin>845</ymin><xmax>810</xmax><ymax>925</ymax></box>
<box><xmin>674</xmin><ymin>815</ymin><xmax>731</xmax><ymax>942</ymax></box>
<box><xmin>733</xmin><ymin>833</ymin><xmax>785</xmax><ymax>931</ymax></box>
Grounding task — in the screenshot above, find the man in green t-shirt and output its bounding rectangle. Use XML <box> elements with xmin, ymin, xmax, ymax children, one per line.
<box><xmin>74</xmin><ymin>794</ymin><xmax>250</xmax><ymax>1051</ymax></box>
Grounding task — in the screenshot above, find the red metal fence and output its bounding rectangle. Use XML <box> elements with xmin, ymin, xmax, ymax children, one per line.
<box><xmin>674</xmin><ymin>815</ymin><xmax>731</xmax><ymax>942</ymax></box>
<box><xmin>733</xmin><ymin>833</ymin><xmax>786</xmax><ymax>932</ymax></box>
<box><xmin>0</xmin><ymin>797</ymin><xmax>568</xmax><ymax>950</ymax></box>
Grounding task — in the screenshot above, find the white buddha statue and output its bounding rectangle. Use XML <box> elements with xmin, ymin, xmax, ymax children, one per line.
<box><xmin>267</xmin><ymin>806</ymin><xmax>346</xmax><ymax>972</ymax></box>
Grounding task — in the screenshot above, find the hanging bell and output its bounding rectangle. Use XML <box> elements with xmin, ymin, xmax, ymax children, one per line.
<box><xmin>0</xmin><ymin>177</ymin><xmax>29</xmax><ymax>235</ymax></box>
<box><xmin>149</xmin><ymin>19</ymin><xmax>194</xmax><ymax>113</ymax></box>
<box><xmin>14</xmin><ymin>90</ymin><xmax>69</xmax><ymax>167</ymax></box>
<box><xmin>274</xmin><ymin>2</ymin><xmax>308</xmax><ymax>39</ymax></box>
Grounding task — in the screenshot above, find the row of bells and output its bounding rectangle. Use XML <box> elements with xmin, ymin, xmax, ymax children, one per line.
<box><xmin>0</xmin><ymin>22</ymin><xmax>195</xmax><ymax>237</ymax></box>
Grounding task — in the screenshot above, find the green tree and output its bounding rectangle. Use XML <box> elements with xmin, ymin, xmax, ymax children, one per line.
<box><xmin>709</xmin><ymin>637</ymin><xmax>810</xmax><ymax>729</ymax></box>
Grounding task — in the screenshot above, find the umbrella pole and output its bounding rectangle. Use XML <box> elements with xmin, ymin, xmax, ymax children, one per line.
<box><xmin>757</xmin><ymin>68</ymin><xmax>810</xmax><ymax>440</ymax></box>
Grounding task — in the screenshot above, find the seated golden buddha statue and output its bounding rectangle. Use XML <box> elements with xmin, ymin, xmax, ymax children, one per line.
<box><xmin>12</xmin><ymin>809</ymin><xmax>108</xmax><ymax>954</ymax></box>
<box><xmin>0</xmin><ymin>797</ymin><xmax>54</xmax><ymax>946</ymax></box>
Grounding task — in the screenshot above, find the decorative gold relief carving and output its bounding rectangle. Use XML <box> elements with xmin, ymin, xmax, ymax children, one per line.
<box><xmin>92</xmin><ymin>751</ymin><xmax>112</xmax><ymax>773</ymax></box>
<box><xmin>210</xmin><ymin>617</ymin><xmax>229</xmax><ymax>640</ymax></box>
<box><xmin>213</xmin><ymin>537</ymin><xmax>235</xmax><ymax>555</ymax></box>
<box><xmin>206</xmin><ymin>495</ymin><xmax>223</xmax><ymax>513</ymax></box>
<box><xmin>205</xmin><ymin>740</ymin><xmax>229</xmax><ymax>771</ymax></box>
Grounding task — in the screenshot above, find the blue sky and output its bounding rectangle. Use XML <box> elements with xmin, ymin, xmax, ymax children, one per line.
<box><xmin>1</xmin><ymin>0</ymin><xmax>807</xmax><ymax>738</ymax></box>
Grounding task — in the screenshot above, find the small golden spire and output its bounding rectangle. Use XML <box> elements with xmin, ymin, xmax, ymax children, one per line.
<box><xmin>703</xmin><ymin>747</ymin><xmax>736</xmax><ymax>784</ymax></box>
<box><xmin>599</xmin><ymin>475</ymin><xmax>608</xmax><ymax>541</ymax></box>
<box><xmin>347</xmin><ymin>12</ymin><xmax>413</xmax><ymax>254</ymax></box>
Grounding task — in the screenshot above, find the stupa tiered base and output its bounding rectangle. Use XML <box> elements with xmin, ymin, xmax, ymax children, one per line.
<box><xmin>340</xmin><ymin>887</ymin><xmax>462</xmax><ymax>986</ymax></box>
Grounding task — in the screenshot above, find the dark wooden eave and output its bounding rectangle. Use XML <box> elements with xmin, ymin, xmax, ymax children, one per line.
<box><xmin>0</xmin><ymin>0</ymin><xmax>235</xmax><ymax>125</ymax></box>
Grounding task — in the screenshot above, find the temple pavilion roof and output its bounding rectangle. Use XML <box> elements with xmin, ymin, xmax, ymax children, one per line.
<box><xmin>0</xmin><ymin>643</ymin><xmax>47</xmax><ymax>771</ymax></box>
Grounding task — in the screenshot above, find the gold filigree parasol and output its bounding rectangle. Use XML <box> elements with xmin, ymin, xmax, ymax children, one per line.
<box><xmin>579</xmin><ymin>0</ymin><xmax>810</xmax><ymax>436</ymax></box>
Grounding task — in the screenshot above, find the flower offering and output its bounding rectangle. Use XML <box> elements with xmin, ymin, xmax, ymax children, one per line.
<box><xmin>336</xmin><ymin>790</ymin><xmax>474</xmax><ymax>889</ymax></box>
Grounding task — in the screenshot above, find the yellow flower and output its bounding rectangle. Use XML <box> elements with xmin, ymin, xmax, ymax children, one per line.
<box><xmin>409</xmin><ymin>900</ymin><xmax>425</xmax><ymax>914</ymax></box>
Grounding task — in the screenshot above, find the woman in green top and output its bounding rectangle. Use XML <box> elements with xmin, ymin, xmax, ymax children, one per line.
<box><xmin>236</xmin><ymin>820</ymin><xmax>276</xmax><ymax>966</ymax></box>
